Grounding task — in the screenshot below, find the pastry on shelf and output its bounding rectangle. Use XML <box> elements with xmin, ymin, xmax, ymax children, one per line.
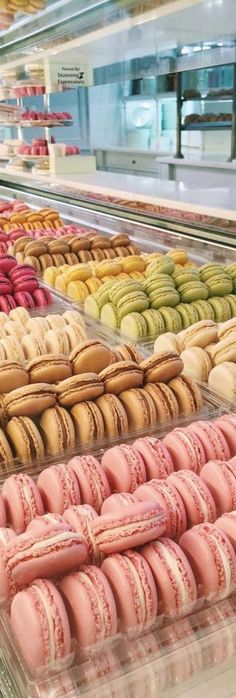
<box><xmin>183</xmin><ymin>89</ymin><xmax>201</xmax><ymax>99</ymax></box>
<box><xmin>11</xmin><ymin>84</ymin><xmax>45</xmax><ymax>97</ymax></box>
<box><xmin>20</xmin><ymin>110</ymin><xmax>73</xmax><ymax>126</ymax></box>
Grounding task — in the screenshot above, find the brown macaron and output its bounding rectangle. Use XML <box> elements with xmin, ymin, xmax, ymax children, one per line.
<box><xmin>64</xmin><ymin>253</ymin><xmax>79</xmax><ymax>265</ymax></box>
<box><xmin>90</xmin><ymin>235</ymin><xmax>110</xmax><ymax>250</ymax></box>
<box><xmin>100</xmin><ymin>361</ymin><xmax>143</xmax><ymax>394</ymax></box>
<box><xmin>0</xmin><ymin>361</ymin><xmax>29</xmax><ymax>393</ymax></box>
<box><xmin>70</xmin><ymin>340</ymin><xmax>113</xmax><ymax>374</ymax></box>
<box><xmin>111</xmin><ymin>234</ymin><xmax>130</xmax><ymax>248</ymax></box>
<box><xmin>168</xmin><ymin>375</ymin><xmax>203</xmax><ymax>415</ymax></box>
<box><xmin>3</xmin><ymin>383</ymin><xmax>56</xmax><ymax>418</ymax></box>
<box><xmin>24</xmin><ymin>241</ymin><xmax>48</xmax><ymax>257</ymax></box>
<box><xmin>40</xmin><ymin>405</ymin><xmax>75</xmax><ymax>456</ymax></box>
<box><xmin>96</xmin><ymin>394</ymin><xmax>128</xmax><ymax>437</ymax></box>
<box><xmin>56</xmin><ymin>373</ymin><xmax>104</xmax><ymax>407</ymax></box>
<box><xmin>48</xmin><ymin>240</ymin><xmax>69</xmax><ymax>255</ymax></box>
<box><xmin>71</xmin><ymin>401</ymin><xmax>105</xmax><ymax>445</ymax></box>
<box><xmin>119</xmin><ymin>388</ymin><xmax>156</xmax><ymax>430</ymax></box>
<box><xmin>27</xmin><ymin>355</ymin><xmax>72</xmax><ymax>384</ymax></box>
<box><xmin>144</xmin><ymin>383</ymin><xmax>179</xmax><ymax>422</ymax></box>
<box><xmin>140</xmin><ymin>352</ymin><xmax>183</xmax><ymax>384</ymax></box>
<box><xmin>6</xmin><ymin>416</ymin><xmax>45</xmax><ymax>464</ymax></box>
<box><xmin>69</xmin><ymin>237</ymin><xmax>91</xmax><ymax>252</ymax></box>
<box><xmin>114</xmin><ymin>343</ymin><xmax>143</xmax><ymax>363</ymax></box>
<box><xmin>0</xmin><ymin>428</ymin><xmax>14</xmax><ymax>470</ymax></box>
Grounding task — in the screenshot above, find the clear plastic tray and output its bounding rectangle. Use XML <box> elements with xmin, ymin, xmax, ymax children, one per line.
<box><xmin>1</xmin><ymin>596</ymin><xmax>236</xmax><ymax>698</ymax></box>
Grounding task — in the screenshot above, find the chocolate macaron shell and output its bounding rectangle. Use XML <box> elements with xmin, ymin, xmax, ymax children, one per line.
<box><xmin>119</xmin><ymin>388</ymin><xmax>157</xmax><ymax>430</ymax></box>
<box><xmin>40</xmin><ymin>405</ymin><xmax>75</xmax><ymax>457</ymax></box>
<box><xmin>99</xmin><ymin>361</ymin><xmax>143</xmax><ymax>394</ymax></box>
<box><xmin>56</xmin><ymin>373</ymin><xmax>104</xmax><ymax>406</ymax></box>
<box><xmin>3</xmin><ymin>383</ymin><xmax>56</xmax><ymax>418</ymax></box>
<box><xmin>6</xmin><ymin>416</ymin><xmax>45</xmax><ymax>464</ymax></box>
<box><xmin>96</xmin><ymin>394</ymin><xmax>128</xmax><ymax>437</ymax></box>
<box><xmin>71</xmin><ymin>401</ymin><xmax>105</xmax><ymax>444</ymax></box>
<box><xmin>26</xmin><ymin>355</ymin><xmax>72</xmax><ymax>384</ymax></box>
<box><xmin>140</xmin><ymin>352</ymin><xmax>183</xmax><ymax>384</ymax></box>
<box><xmin>70</xmin><ymin>340</ymin><xmax>113</xmax><ymax>374</ymax></box>
<box><xmin>168</xmin><ymin>375</ymin><xmax>203</xmax><ymax>415</ymax></box>
<box><xmin>0</xmin><ymin>361</ymin><xmax>29</xmax><ymax>393</ymax></box>
<box><xmin>144</xmin><ymin>383</ymin><xmax>179</xmax><ymax>422</ymax></box>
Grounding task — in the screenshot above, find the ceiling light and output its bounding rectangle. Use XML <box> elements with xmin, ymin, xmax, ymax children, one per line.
<box><xmin>193</xmin><ymin>46</ymin><xmax>201</xmax><ymax>52</ymax></box>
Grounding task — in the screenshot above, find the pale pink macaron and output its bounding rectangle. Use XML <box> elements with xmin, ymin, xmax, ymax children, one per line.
<box><xmin>27</xmin><ymin>513</ymin><xmax>73</xmax><ymax>534</ymax></box>
<box><xmin>10</xmin><ymin>579</ymin><xmax>72</xmax><ymax>672</ymax></box>
<box><xmin>180</xmin><ymin>522</ymin><xmax>236</xmax><ymax>601</ymax></box>
<box><xmin>63</xmin><ymin>504</ymin><xmax>102</xmax><ymax>565</ymax></box>
<box><xmin>215</xmin><ymin>511</ymin><xmax>236</xmax><ymax>552</ymax></box>
<box><xmin>101</xmin><ymin>492</ymin><xmax>137</xmax><ymax>515</ymax></box>
<box><xmin>163</xmin><ymin>428</ymin><xmax>206</xmax><ymax>473</ymax></box>
<box><xmin>101</xmin><ymin>444</ymin><xmax>146</xmax><ymax>494</ymax></box>
<box><xmin>214</xmin><ymin>414</ymin><xmax>236</xmax><ymax>457</ymax></box>
<box><xmin>102</xmin><ymin>550</ymin><xmax>158</xmax><ymax>632</ymax></box>
<box><xmin>68</xmin><ymin>455</ymin><xmax>111</xmax><ymax>512</ymax></box>
<box><xmin>200</xmin><ymin>460</ymin><xmax>236</xmax><ymax>515</ymax></box>
<box><xmin>2</xmin><ymin>473</ymin><xmax>44</xmax><ymax>533</ymax></box>
<box><xmin>0</xmin><ymin>527</ymin><xmax>17</xmax><ymax>604</ymax></box>
<box><xmin>91</xmin><ymin>501</ymin><xmax>167</xmax><ymax>555</ymax></box>
<box><xmin>132</xmin><ymin>437</ymin><xmax>174</xmax><ymax>480</ymax></box>
<box><xmin>187</xmin><ymin>420</ymin><xmax>231</xmax><ymax>463</ymax></box>
<box><xmin>37</xmin><ymin>464</ymin><xmax>80</xmax><ymax>515</ymax></box>
<box><xmin>168</xmin><ymin>471</ymin><xmax>217</xmax><ymax>527</ymax></box>
<box><xmin>142</xmin><ymin>538</ymin><xmax>197</xmax><ymax>618</ymax></box>
<box><xmin>6</xmin><ymin>526</ymin><xmax>88</xmax><ymax>588</ymax></box>
<box><xmin>60</xmin><ymin>566</ymin><xmax>117</xmax><ymax>647</ymax></box>
<box><xmin>0</xmin><ymin>494</ymin><xmax>6</xmax><ymax>528</ymax></box>
<box><xmin>135</xmin><ymin>479</ymin><xmax>187</xmax><ymax>541</ymax></box>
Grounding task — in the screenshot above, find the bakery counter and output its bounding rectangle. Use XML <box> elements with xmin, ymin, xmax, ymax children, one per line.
<box><xmin>157</xmin><ymin>156</ymin><xmax>236</xmax><ymax>188</ymax></box>
<box><xmin>0</xmin><ymin>167</ymin><xmax>236</xmax><ymax>241</ymax></box>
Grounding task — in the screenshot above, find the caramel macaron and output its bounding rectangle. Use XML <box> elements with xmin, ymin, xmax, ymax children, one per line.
<box><xmin>6</xmin><ymin>416</ymin><xmax>45</xmax><ymax>464</ymax></box>
<box><xmin>0</xmin><ymin>360</ymin><xmax>29</xmax><ymax>393</ymax></box>
<box><xmin>100</xmin><ymin>361</ymin><xmax>143</xmax><ymax>394</ymax></box>
<box><xmin>119</xmin><ymin>388</ymin><xmax>156</xmax><ymax>430</ymax></box>
<box><xmin>56</xmin><ymin>373</ymin><xmax>104</xmax><ymax>407</ymax></box>
<box><xmin>40</xmin><ymin>405</ymin><xmax>75</xmax><ymax>456</ymax></box>
<box><xmin>70</xmin><ymin>340</ymin><xmax>113</xmax><ymax>375</ymax></box>
<box><xmin>27</xmin><ymin>355</ymin><xmax>72</xmax><ymax>384</ymax></box>
<box><xmin>3</xmin><ymin>383</ymin><xmax>56</xmax><ymax>418</ymax></box>
<box><xmin>168</xmin><ymin>375</ymin><xmax>203</xmax><ymax>415</ymax></box>
<box><xmin>96</xmin><ymin>394</ymin><xmax>128</xmax><ymax>438</ymax></box>
<box><xmin>140</xmin><ymin>351</ymin><xmax>184</xmax><ymax>384</ymax></box>
<box><xmin>71</xmin><ymin>401</ymin><xmax>105</xmax><ymax>445</ymax></box>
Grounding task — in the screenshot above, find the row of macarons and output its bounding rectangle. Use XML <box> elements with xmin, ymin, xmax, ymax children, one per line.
<box><xmin>0</xmin><ymin>411</ymin><xmax>235</xmax><ymax>535</ymax></box>
<box><xmin>0</xmin><ymin>256</ymin><xmax>52</xmax><ymax>313</ymax></box>
<box><xmin>0</xmin><ymin>356</ymin><xmax>203</xmax><ymax>464</ymax></box>
<box><xmin>0</xmin><ymin>204</ymin><xmax>62</xmax><ymax>229</ymax></box>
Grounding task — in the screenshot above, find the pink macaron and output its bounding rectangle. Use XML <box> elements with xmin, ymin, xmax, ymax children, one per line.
<box><xmin>101</xmin><ymin>444</ymin><xmax>146</xmax><ymax>493</ymax></box>
<box><xmin>187</xmin><ymin>420</ymin><xmax>230</xmax><ymax>462</ymax></box>
<box><xmin>163</xmin><ymin>428</ymin><xmax>206</xmax><ymax>473</ymax></box>
<box><xmin>33</xmin><ymin>287</ymin><xmax>52</xmax><ymax>307</ymax></box>
<box><xmin>63</xmin><ymin>504</ymin><xmax>101</xmax><ymax>565</ymax></box>
<box><xmin>180</xmin><ymin>522</ymin><xmax>236</xmax><ymax>601</ymax></box>
<box><xmin>0</xmin><ymin>495</ymin><xmax>6</xmax><ymax>528</ymax></box>
<box><xmin>68</xmin><ymin>456</ymin><xmax>111</xmax><ymax>513</ymax></box>
<box><xmin>215</xmin><ymin>511</ymin><xmax>236</xmax><ymax>552</ymax></box>
<box><xmin>91</xmin><ymin>501</ymin><xmax>167</xmax><ymax>554</ymax></box>
<box><xmin>101</xmin><ymin>492</ymin><xmax>137</xmax><ymax>514</ymax></box>
<box><xmin>37</xmin><ymin>464</ymin><xmax>81</xmax><ymax>515</ymax></box>
<box><xmin>200</xmin><ymin>460</ymin><xmax>236</xmax><ymax>515</ymax></box>
<box><xmin>27</xmin><ymin>513</ymin><xmax>73</xmax><ymax>534</ymax></box>
<box><xmin>102</xmin><ymin>550</ymin><xmax>158</xmax><ymax>633</ymax></box>
<box><xmin>6</xmin><ymin>526</ymin><xmax>88</xmax><ymax>588</ymax></box>
<box><xmin>142</xmin><ymin>537</ymin><xmax>198</xmax><ymax>619</ymax></box>
<box><xmin>60</xmin><ymin>566</ymin><xmax>117</xmax><ymax>647</ymax></box>
<box><xmin>10</xmin><ymin>579</ymin><xmax>72</xmax><ymax>672</ymax></box>
<box><xmin>133</xmin><ymin>437</ymin><xmax>174</xmax><ymax>480</ymax></box>
<box><xmin>168</xmin><ymin>471</ymin><xmax>217</xmax><ymax>527</ymax></box>
<box><xmin>214</xmin><ymin>414</ymin><xmax>236</xmax><ymax>457</ymax></box>
<box><xmin>0</xmin><ymin>279</ymin><xmax>13</xmax><ymax>295</ymax></box>
<box><xmin>14</xmin><ymin>291</ymin><xmax>35</xmax><ymax>309</ymax></box>
<box><xmin>9</xmin><ymin>265</ymin><xmax>37</xmax><ymax>281</ymax></box>
<box><xmin>0</xmin><ymin>295</ymin><xmax>16</xmax><ymax>312</ymax></box>
<box><xmin>2</xmin><ymin>473</ymin><xmax>44</xmax><ymax>533</ymax></box>
<box><xmin>135</xmin><ymin>479</ymin><xmax>187</xmax><ymax>541</ymax></box>
<box><xmin>0</xmin><ymin>255</ymin><xmax>17</xmax><ymax>274</ymax></box>
<box><xmin>13</xmin><ymin>277</ymin><xmax>39</xmax><ymax>294</ymax></box>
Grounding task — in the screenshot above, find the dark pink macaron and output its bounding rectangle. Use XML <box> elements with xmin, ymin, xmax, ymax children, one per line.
<box><xmin>10</xmin><ymin>265</ymin><xmax>38</xmax><ymax>281</ymax></box>
<box><xmin>0</xmin><ymin>295</ymin><xmax>17</xmax><ymax>312</ymax></box>
<box><xmin>13</xmin><ymin>278</ymin><xmax>39</xmax><ymax>294</ymax></box>
<box><xmin>33</xmin><ymin>288</ymin><xmax>52</xmax><ymax>307</ymax></box>
<box><xmin>0</xmin><ymin>279</ymin><xmax>13</xmax><ymax>295</ymax></box>
<box><xmin>14</xmin><ymin>292</ymin><xmax>35</xmax><ymax>309</ymax></box>
<box><xmin>0</xmin><ymin>256</ymin><xmax>17</xmax><ymax>274</ymax></box>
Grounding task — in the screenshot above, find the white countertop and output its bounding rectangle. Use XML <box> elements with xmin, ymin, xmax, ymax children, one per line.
<box><xmin>2</xmin><ymin>167</ymin><xmax>236</xmax><ymax>221</ymax></box>
<box><xmin>157</xmin><ymin>155</ymin><xmax>236</xmax><ymax>170</ymax></box>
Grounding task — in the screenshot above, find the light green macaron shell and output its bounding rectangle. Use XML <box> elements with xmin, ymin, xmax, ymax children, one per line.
<box><xmin>120</xmin><ymin>313</ymin><xmax>148</xmax><ymax>339</ymax></box>
<box><xmin>208</xmin><ymin>297</ymin><xmax>231</xmax><ymax>322</ymax></box>
<box><xmin>175</xmin><ymin>303</ymin><xmax>199</xmax><ymax>329</ymax></box>
<box><xmin>84</xmin><ymin>295</ymin><xmax>100</xmax><ymax>319</ymax></box>
<box><xmin>205</xmin><ymin>274</ymin><xmax>233</xmax><ymax>297</ymax></box>
<box><xmin>190</xmin><ymin>300</ymin><xmax>215</xmax><ymax>321</ymax></box>
<box><xmin>146</xmin><ymin>257</ymin><xmax>175</xmax><ymax>277</ymax></box>
<box><xmin>199</xmin><ymin>263</ymin><xmax>225</xmax><ymax>282</ymax></box>
<box><xmin>109</xmin><ymin>281</ymin><xmax>142</xmax><ymax>306</ymax></box>
<box><xmin>116</xmin><ymin>291</ymin><xmax>149</xmax><ymax>320</ymax></box>
<box><xmin>173</xmin><ymin>270</ymin><xmax>200</xmax><ymax>287</ymax></box>
<box><xmin>158</xmin><ymin>307</ymin><xmax>182</xmax><ymax>333</ymax></box>
<box><xmin>179</xmin><ymin>281</ymin><xmax>208</xmax><ymax>303</ymax></box>
<box><xmin>224</xmin><ymin>295</ymin><xmax>236</xmax><ymax>316</ymax></box>
<box><xmin>141</xmin><ymin>309</ymin><xmax>165</xmax><ymax>336</ymax></box>
<box><xmin>150</xmin><ymin>288</ymin><xmax>180</xmax><ymax>310</ymax></box>
<box><xmin>101</xmin><ymin>302</ymin><xmax>120</xmax><ymax>328</ymax></box>
<box><xmin>225</xmin><ymin>264</ymin><xmax>236</xmax><ymax>280</ymax></box>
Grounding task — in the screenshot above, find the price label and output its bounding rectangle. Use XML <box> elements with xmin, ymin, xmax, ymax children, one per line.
<box><xmin>45</xmin><ymin>58</ymin><xmax>93</xmax><ymax>93</ymax></box>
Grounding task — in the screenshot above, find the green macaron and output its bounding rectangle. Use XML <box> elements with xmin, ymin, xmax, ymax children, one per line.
<box><xmin>142</xmin><ymin>274</ymin><xmax>175</xmax><ymax>294</ymax></box>
<box><xmin>205</xmin><ymin>274</ymin><xmax>233</xmax><ymax>297</ymax></box>
<box><xmin>199</xmin><ymin>263</ymin><xmax>225</xmax><ymax>282</ymax></box>
<box><xmin>158</xmin><ymin>307</ymin><xmax>182</xmax><ymax>333</ymax></box>
<box><xmin>179</xmin><ymin>281</ymin><xmax>208</xmax><ymax>303</ymax></box>
<box><xmin>101</xmin><ymin>302</ymin><xmax>120</xmax><ymax>328</ymax></box>
<box><xmin>173</xmin><ymin>269</ymin><xmax>200</xmax><ymax>287</ymax></box>
<box><xmin>150</xmin><ymin>288</ymin><xmax>180</xmax><ymax>309</ymax></box>
<box><xmin>120</xmin><ymin>312</ymin><xmax>148</xmax><ymax>339</ymax></box>
<box><xmin>96</xmin><ymin>281</ymin><xmax>116</xmax><ymax>308</ymax></box>
<box><xmin>208</xmin><ymin>297</ymin><xmax>231</xmax><ymax>322</ymax></box>
<box><xmin>190</xmin><ymin>300</ymin><xmax>215</xmax><ymax>321</ymax></box>
<box><xmin>225</xmin><ymin>263</ymin><xmax>236</xmax><ymax>280</ymax></box>
<box><xmin>224</xmin><ymin>295</ymin><xmax>236</xmax><ymax>317</ymax></box>
<box><xmin>109</xmin><ymin>280</ymin><xmax>142</xmax><ymax>306</ymax></box>
<box><xmin>146</xmin><ymin>257</ymin><xmax>175</xmax><ymax>277</ymax></box>
<box><xmin>175</xmin><ymin>303</ymin><xmax>199</xmax><ymax>329</ymax></box>
<box><xmin>141</xmin><ymin>309</ymin><xmax>165</xmax><ymax>337</ymax></box>
<box><xmin>116</xmin><ymin>291</ymin><xmax>149</xmax><ymax>320</ymax></box>
<box><xmin>84</xmin><ymin>295</ymin><xmax>100</xmax><ymax>319</ymax></box>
